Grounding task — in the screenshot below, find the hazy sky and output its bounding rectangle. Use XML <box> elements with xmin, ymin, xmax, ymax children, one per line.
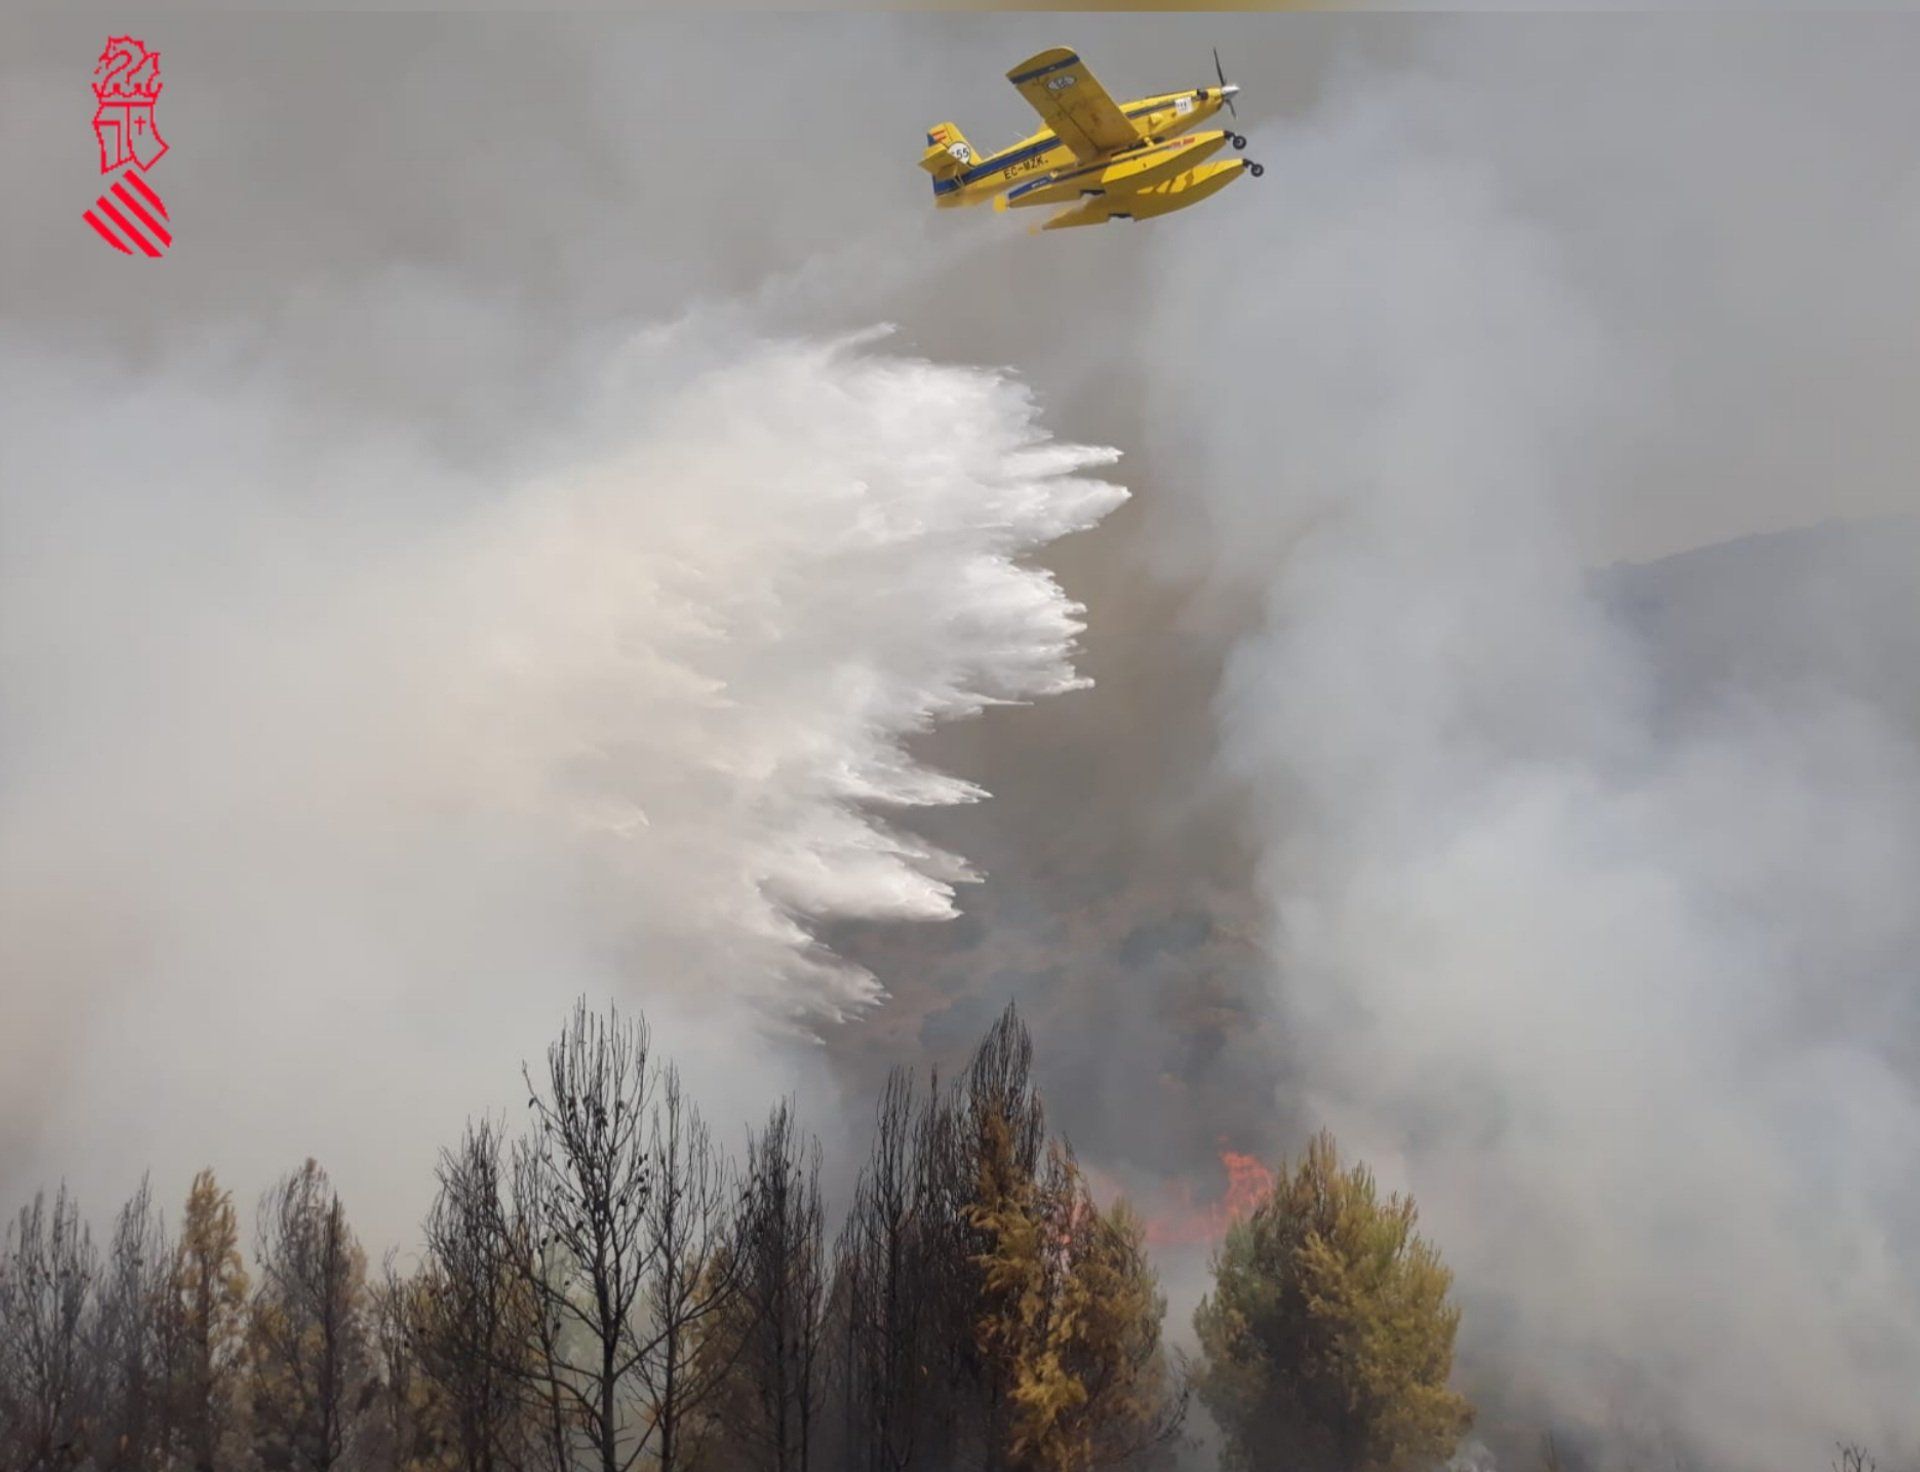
<box><xmin>7</xmin><ymin>13</ymin><xmax>1920</xmax><ymax>1469</ymax></box>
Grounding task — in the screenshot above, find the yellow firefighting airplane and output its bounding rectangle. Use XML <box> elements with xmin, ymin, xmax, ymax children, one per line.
<box><xmin>920</xmin><ymin>47</ymin><xmax>1261</xmax><ymax>230</ymax></box>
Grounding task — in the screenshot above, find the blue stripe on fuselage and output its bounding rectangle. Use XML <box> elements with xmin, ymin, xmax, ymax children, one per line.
<box><xmin>956</xmin><ymin>138</ymin><xmax>1053</xmax><ymax>185</ymax></box>
<box><xmin>1003</xmin><ymin>132</ymin><xmax>1204</xmax><ymax>200</ymax></box>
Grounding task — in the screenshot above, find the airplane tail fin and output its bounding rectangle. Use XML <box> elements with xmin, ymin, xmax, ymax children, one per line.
<box><xmin>920</xmin><ymin>123</ymin><xmax>975</xmax><ymax>192</ymax></box>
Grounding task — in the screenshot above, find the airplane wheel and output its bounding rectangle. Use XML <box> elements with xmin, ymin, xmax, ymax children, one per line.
<box><xmin>1249</xmin><ymin>162</ymin><xmax>1265</xmax><ymax>178</ymax></box>
<box><xmin>1232</xmin><ymin>134</ymin><xmax>1247</xmax><ymax>150</ymax></box>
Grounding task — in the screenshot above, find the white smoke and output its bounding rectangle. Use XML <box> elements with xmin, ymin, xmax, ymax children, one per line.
<box><xmin>0</xmin><ymin>323</ymin><xmax>1122</xmax><ymax>1243</ymax></box>
<box><xmin>1141</xmin><ymin>65</ymin><xmax>1920</xmax><ymax>1471</ymax></box>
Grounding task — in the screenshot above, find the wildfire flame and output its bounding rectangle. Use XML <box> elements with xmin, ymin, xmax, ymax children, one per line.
<box><xmin>1141</xmin><ymin>1147</ymin><xmax>1275</xmax><ymax>1248</ymax></box>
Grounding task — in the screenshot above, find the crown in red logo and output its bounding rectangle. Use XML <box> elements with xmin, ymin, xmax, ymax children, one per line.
<box><xmin>92</xmin><ymin>36</ymin><xmax>163</xmax><ymax>103</ymax></box>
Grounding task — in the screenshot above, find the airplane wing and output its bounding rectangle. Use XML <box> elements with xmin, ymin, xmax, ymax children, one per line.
<box><xmin>1006</xmin><ymin>48</ymin><xmax>1141</xmax><ymax>163</ymax></box>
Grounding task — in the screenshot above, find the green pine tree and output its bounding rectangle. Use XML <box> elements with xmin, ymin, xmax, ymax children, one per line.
<box><xmin>1194</xmin><ymin>1130</ymin><xmax>1472</xmax><ymax>1472</ymax></box>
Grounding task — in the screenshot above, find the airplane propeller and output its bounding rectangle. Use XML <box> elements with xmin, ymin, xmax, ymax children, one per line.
<box><xmin>1213</xmin><ymin>47</ymin><xmax>1239</xmax><ymax>118</ymax></box>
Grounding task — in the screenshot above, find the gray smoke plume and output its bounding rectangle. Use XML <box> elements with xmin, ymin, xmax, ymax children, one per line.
<box><xmin>1127</xmin><ymin>31</ymin><xmax>1920</xmax><ymax>1469</ymax></box>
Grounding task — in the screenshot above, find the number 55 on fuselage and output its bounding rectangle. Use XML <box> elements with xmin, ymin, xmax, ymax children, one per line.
<box><xmin>919</xmin><ymin>47</ymin><xmax>1263</xmax><ymax>230</ymax></box>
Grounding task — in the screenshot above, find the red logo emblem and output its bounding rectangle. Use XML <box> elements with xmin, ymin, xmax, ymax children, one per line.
<box><xmin>84</xmin><ymin>37</ymin><xmax>171</xmax><ymax>257</ymax></box>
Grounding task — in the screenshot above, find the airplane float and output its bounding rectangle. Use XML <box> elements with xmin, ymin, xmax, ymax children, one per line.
<box><xmin>920</xmin><ymin>47</ymin><xmax>1261</xmax><ymax>230</ymax></box>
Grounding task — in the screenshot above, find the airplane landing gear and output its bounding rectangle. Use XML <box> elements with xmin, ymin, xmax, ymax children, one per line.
<box><xmin>1249</xmin><ymin>162</ymin><xmax>1265</xmax><ymax>178</ymax></box>
<box><xmin>1231</xmin><ymin>133</ymin><xmax>1247</xmax><ymax>149</ymax></box>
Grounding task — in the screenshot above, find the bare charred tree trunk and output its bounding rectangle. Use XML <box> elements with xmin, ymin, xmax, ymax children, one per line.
<box><xmin>726</xmin><ymin>1103</ymin><xmax>825</xmax><ymax>1472</ymax></box>
<box><xmin>919</xmin><ymin>1074</ymin><xmax>982</xmax><ymax>1472</ymax></box>
<box><xmin>90</xmin><ymin>1180</ymin><xmax>169</xmax><ymax>1472</ymax></box>
<box><xmin>831</xmin><ymin>1069</ymin><xmax>931</xmax><ymax>1472</ymax></box>
<box><xmin>514</xmin><ymin>1000</ymin><xmax>656</xmax><ymax>1472</ymax></box>
<box><xmin>250</xmin><ymin>1160</ymin><xmax>373</xmax><ymax>1472</ymax></box>
<box><xmin>0</xmin><ymin>1188</ymin><xmax>99</xmax><ymax>1472</ymax></box>
<box><xmin>635</xmin><ymin>1067</ymin><xmax>745</xmax><ymax>1472</ymax></box>
<box><xmin>836</xmin><ymin>1006</ymin><xmax>1045</xmax><ymax>1472</ymax></box>
<box><xmin>410</xmin><ymin>1121</ymin><xmax>535</xmax><ymax>1472</ymax></box>
<box><xmin>370</xmin><ymin>1258</ymin><xmax>428</xmax><ymax>1472</ymax></box>
<box><xmin>504</xmin><ymin>1144</ymin><xmax>578</xmax><ymax>1472</ymax></box>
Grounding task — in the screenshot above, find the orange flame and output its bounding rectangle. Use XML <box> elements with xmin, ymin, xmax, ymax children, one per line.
<box><xmin>1141</xmin><ymin>1147</ymin><xmax>1275</xmax><ymax>1248</ymax></box>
